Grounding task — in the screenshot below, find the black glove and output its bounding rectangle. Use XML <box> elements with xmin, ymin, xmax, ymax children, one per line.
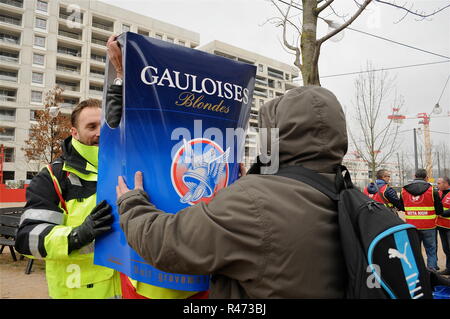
<box><xmin>68</xmin><ymin>200</ymin><xmax>113</xmax><ymax>253</ymax></box>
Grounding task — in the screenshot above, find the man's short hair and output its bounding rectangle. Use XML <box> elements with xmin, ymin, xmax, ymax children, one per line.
<box><xmin>441</xmin><ymin>176</ymin><xmax>450</xmax><ymax>185</ymax></box>
<box><xmin>71</xmin><ymin>99</ymin><xmax>101</xmax><ymax>128</ymax></box>
<box><xmin>376</xmin><ymin>169</ymin><xmax>389</xmax><ymax>180</ymax></box>
<box><xmin>415</xmin><ymin>169</ymin><xmax>428</xmax><ymax>179</ymax></box>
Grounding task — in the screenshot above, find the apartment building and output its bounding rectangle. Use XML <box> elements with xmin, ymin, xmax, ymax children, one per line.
<box><xmin>198</xmin><ymin>40</ymin><xmax>299</xmax><ymax>167</ymax></box>
<box><xmin>0</xmin><ymin>0</ymin><xmax>200</xmax><ymax>181</ymax></box>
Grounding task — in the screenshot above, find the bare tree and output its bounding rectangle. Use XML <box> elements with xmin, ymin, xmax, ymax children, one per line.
<box><xmin>22</xmin><ymin>86</ymin><xmax>71</xmax><ymax>168</ymax></box>
<box><xmin>348</xmin><ymin>62</ymin><xmax>403</xmax><ymax>180</ymax></box>
<box><xmin>437</xmin><ymin>141</ymin><xmax>450</xmax><ymax>177</ymax></box>
<box><xmin>268</xmin><ymin>0</ymin><xmax>450</xmax><ymax>85</ymax></box>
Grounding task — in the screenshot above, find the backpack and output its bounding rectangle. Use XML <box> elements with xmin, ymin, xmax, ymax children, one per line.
<box><xmin>275</xmin><ymin>164</ymin><xmax>434</xmax><ymax>299</ymax></box>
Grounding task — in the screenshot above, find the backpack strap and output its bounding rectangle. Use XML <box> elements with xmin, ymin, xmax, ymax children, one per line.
<box><xmin>275</xmin><ymin>165</ymin><xmax>340</xmax><ymax>201</ymax></box>
<box><xmin>46</xmin><ymin>162</ymin><xmax>68</xmax><ymax>214</ymax></box>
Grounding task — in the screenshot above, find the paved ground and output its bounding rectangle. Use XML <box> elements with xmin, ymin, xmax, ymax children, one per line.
<box><xmin>0</xmin><ymin>209</ymin><xmax>447</xmax><ymax>299</ymax></box>
<box><xmin>0</xmin><ymin>251</ymin><xmax>48</xmax><ymax>299</ymax></box>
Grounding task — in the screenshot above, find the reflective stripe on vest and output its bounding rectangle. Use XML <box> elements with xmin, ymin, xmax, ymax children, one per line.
<box><xmin>402</xmin><ymin>186</ymin><xmax>436</xmax><ymax>230</ymax></box>
<box><xmin>437</xmin><ymin>192</ymin><xmax>450</xmax><ymax>229</ymax></box>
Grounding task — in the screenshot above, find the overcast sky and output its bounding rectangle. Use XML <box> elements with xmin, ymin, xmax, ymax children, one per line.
<box><xmin>100</xmin><ymin>0</ymin><xmax>449</xmax><ymax>167</ymax></box>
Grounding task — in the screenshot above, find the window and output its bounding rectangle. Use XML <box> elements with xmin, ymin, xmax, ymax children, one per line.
<box><xmin>26</xmin><ymin>171</ymin><xmax>38</xmax><ymax>179</ymax></box>
<box><xmin>259</xmin><ymin>99</ymin><xmax>264</xmax><ymax>107</ymax></box>
<box><xmin>0</xmin><ymin>88</ymin><xmax>16</xmax><ymax>102</ymax></box>
<box><xmin>36</xmin><ymin>0</ymin><xmax>48</xmax><ymax>12</ymax></box>
<box><xmin>277</xmin><ymin>81</ymin><xmax>282</xmax><ymax>89</ymax></box>
<box><xmin>0</xmin><ymin>108</ymin><xmax>15</xmax><ymax>121</ymax></box>
<box><xmin>155</xmin><ymin>33</ymin><xmax>163</xmax><ymax>40</ymax></box>
<box><xmin>167</xmin><ymin>37</ymin><xmax>174</xmax><ymax>43</ymax></box>
<box><xmin>268</xmin><ymin>91</ymin><xmax>273</xmax><ymax>98</ymax></box>
<box><xmin>35</xmin><ymin>17</ymin><xmax>47</xmax><ymax>30</ymax></box>
<box><xmin>285</xmin><ymin>73</ymin><xmax>290</xmax><ymax>80</ymax></box>
<box><xmin>33</xmin><ymin>53</ymin><xmax>44</xmax><ymax>65</ymax></box>
<box><xmin>4</xmin><ymin>147</ymin><xmax>14</xmax><ymax>163</ymax></box>
<box><xmin>34</xmin><ymin>35</ymin><xmax>45</xmax><ymax>47</ymax></box>
<box><xmin>178</xmin><ymin>40</ymin><xmax>185</xmax><ymax>46</ymax></box>
<box><xmin>122</xmin><ymin>24</ymin><xmax>130</xmax><ymax>32</ymax></box>
<box><xmin>32</xmin><ymin>72</ymin><xmax>44</xmax><ymax>84</ymax></box>
<box><xmin>3</xmin><ymin>171</ymin><xmax>15</xmax><ymax>181</ymax></box>
<box><xmin>31</xmin><ymin>91</ymin><xmax>42</xmax><ymax>103</ymax></box>
<box><xmin>258</xmin><ymin>64</ymin><xmax>264</xmax><ymax>72</ymax></box>
<box><xmin>0</xmin><ymin>127</ymin><xmax>15</xmax><ymax>141</ymax></box>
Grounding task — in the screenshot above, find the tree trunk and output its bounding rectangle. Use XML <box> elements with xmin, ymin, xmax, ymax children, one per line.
<box><xmin>300</xmin><ymin>0</ymin><xmax>320</xmax><ymax>85</ymax></box>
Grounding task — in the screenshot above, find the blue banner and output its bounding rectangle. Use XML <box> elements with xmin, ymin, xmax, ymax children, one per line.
<box><xmin>94</xmin><ymin>32</ymin><xmax>256</xmax><ymax>291</ymax></box>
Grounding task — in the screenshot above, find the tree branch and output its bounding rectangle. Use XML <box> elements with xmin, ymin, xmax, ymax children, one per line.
<box><xmin>316</xmin><ymin>0</ymin><xmax>335</xmax><ymax>14</ymax></box>
<box><xmin>317</xmin><ymin>0</ymin><xmax>372</xmax><ymax>45</ymax></box>
<box><xmin>375</xmin><ymin>0</ymin><xmax>450</xmax><ymax>19</ymax></box>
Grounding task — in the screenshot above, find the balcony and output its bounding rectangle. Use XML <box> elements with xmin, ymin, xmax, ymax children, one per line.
<box><xmin>56</xmin><ymin>79</ymin><xmax>80</xmax><ymax>92</ymax></box>
<box><xmin>91</xmin><ymin>17</ymin><xmax>114</xmax><ymax>32</ymax></box>
<box><xmin>0</xmin><ymin>50</ymin><xmax>19</xmax><ymax>63</ymax></box>
<box><xmin>91</xmin><ymin>53</ymin><xmax>106</xmax><ymax>64</ymax></box>
<box><xmin>0</xmin><ymin>0</ymin><xmax>23</xmax><ymax>9</ymax></box>
<box><xmin>56</xmin><ymin>62</ymin><xmax>80</xmax><ymax>75</ymax></box>
<box><xmin>0</xmin><ymin>70</ymin><xmax>17</xmax><ymax>82</ymax></box>
<box><xmin>255</xmin><ymin>76</ymin><xmax>268</xmax><ymax>87</ymax></box>
<box><xmin>91</xmin><ymin>36</ymin><xmax>107</xmax><ymax>47</ymax></box>
<box><xmin>253</xmin><ymin>88</ymin><xmax>268</xmax><ymax>98</ymax></box>
<box><xmin>57</xmin><ymin>46</ymin><xmax>81</xmax><ymax>58</ymax></box>
<box><xmin>59</xmin><ymin>9</ymin><xmax>83</xmax><ymax>25</ymax></box>
<box><xmin>0</xmin><ymin>12</ymin><xmax>22</xmax><ymax>27</ymax></box>
<box><xmin>89</xmin><ymin>68</ymin><xmax>104</xmax><ymax>78</ymax></box>
<box><xmin>0</xmin><ymin>127</ymin><xmax>14</xmax><ymax>141</ymax></box>
<box><xmin>267</xmin><ymin>67</ymin><xmax>284</xmax><ymax>80</ymax></box>
<box><xmin>0</xmin><ymin>89</ymin><xmax>16</xmax><ymax>102</ymax></box>
<box><xmin>60</xmin><ymin>97</ymin><xmax>79</xmax><ymax>109</ymax></box>
<box><xmin>0</xmin><ymin>32</ymin><xmax>19</xmax><ymax>45</ymax></box>
<box><xmin>89</xmin><ymin>84</ymin><xmax>103</xmax><ymax>95</ymax></box>
<box><xmin>58</xmin><ymin>28</ymin><xmax>82</xmax><ymax>41</ymax></box>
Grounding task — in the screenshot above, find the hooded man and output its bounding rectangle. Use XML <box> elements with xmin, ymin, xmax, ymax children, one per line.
<box><xmin>115</xmin><ymin>86</ymin><xmax>347</xmax><ymax>298</ymax></box>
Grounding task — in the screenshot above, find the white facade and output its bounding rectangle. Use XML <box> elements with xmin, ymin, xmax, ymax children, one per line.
<box><xmin>0</xmin><ymin>0</ymin><xmax>200</xmax><ymax>181</ymax></box>
<box><xmin>0</xmin><ymin>0</ymin><xmax>299</xmax><ymax>182</ymax></box>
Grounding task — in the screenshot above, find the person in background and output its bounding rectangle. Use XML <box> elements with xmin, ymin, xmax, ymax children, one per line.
<box><xmin>400</xmin><ymin>169</ymin><xmax>445</xmax><ymax>272</ymax></box>
<box><xmin>363</xmin><ymin>169</ymin><xmax>402</xmax><ymax>211</ymax></box>
<box><xmin>437</xmin><ymin>176</ymin><xmax>450</xmax><ymax>276</ymax></box>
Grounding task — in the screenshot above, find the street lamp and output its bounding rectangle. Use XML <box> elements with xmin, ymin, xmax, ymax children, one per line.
<box><xmin>432</xmin><ymin>103</ymin><xmax>442</xmax><ymax>115</ymax></box>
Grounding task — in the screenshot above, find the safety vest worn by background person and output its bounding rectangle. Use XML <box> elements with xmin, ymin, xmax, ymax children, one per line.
<box><xmin>15</xmin><ymin>137</ymin><xmax>121</xmax><ymax>299</ymax></box>
<box><xmin>401</xmin><ymin>186</ymin><xmax>436</xmax><ymax>230</ymax></box>
<box><xmin>437</xmin><ymin>191</ymin><xmax>450</xmax><ymax>229</ymax></box>
<box><xmin>363</xmin><ymin>184</ymin><xmax>394</xmax><ymax>208</ymax></box>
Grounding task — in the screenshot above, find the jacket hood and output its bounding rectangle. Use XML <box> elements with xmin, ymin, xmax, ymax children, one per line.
<box><xmin>367</xmin><ymin>182</ymin><xmax>379</xmax><ymax>194</ymax></box>
<box><xmin>404</xmin><ymin>179</ymin><xmax>431</xmax><ymax>196</ymax></box>
<box><xmin>258</xmin><ymin>86</ymin><xmax>348</xmax><ymax>173</ymax></box>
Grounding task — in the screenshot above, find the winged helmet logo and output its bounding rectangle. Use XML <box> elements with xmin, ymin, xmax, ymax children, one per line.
<box><xmin>171</xmin><ymin>138</ymin><xmax>230</xmax><ymax>205</ymax></box>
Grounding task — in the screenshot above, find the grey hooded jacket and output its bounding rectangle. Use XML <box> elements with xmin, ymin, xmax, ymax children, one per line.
<box><xmin>118</xmin><ymin>86</ymin><xmax>348</xmax><ymax>298</ymax></box>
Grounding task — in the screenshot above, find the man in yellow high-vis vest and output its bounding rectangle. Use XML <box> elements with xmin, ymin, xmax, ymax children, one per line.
<box><xmin>15</xmin><ymin>99</ymin><xmax>121</xmax><ymax>299</ymax></box>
